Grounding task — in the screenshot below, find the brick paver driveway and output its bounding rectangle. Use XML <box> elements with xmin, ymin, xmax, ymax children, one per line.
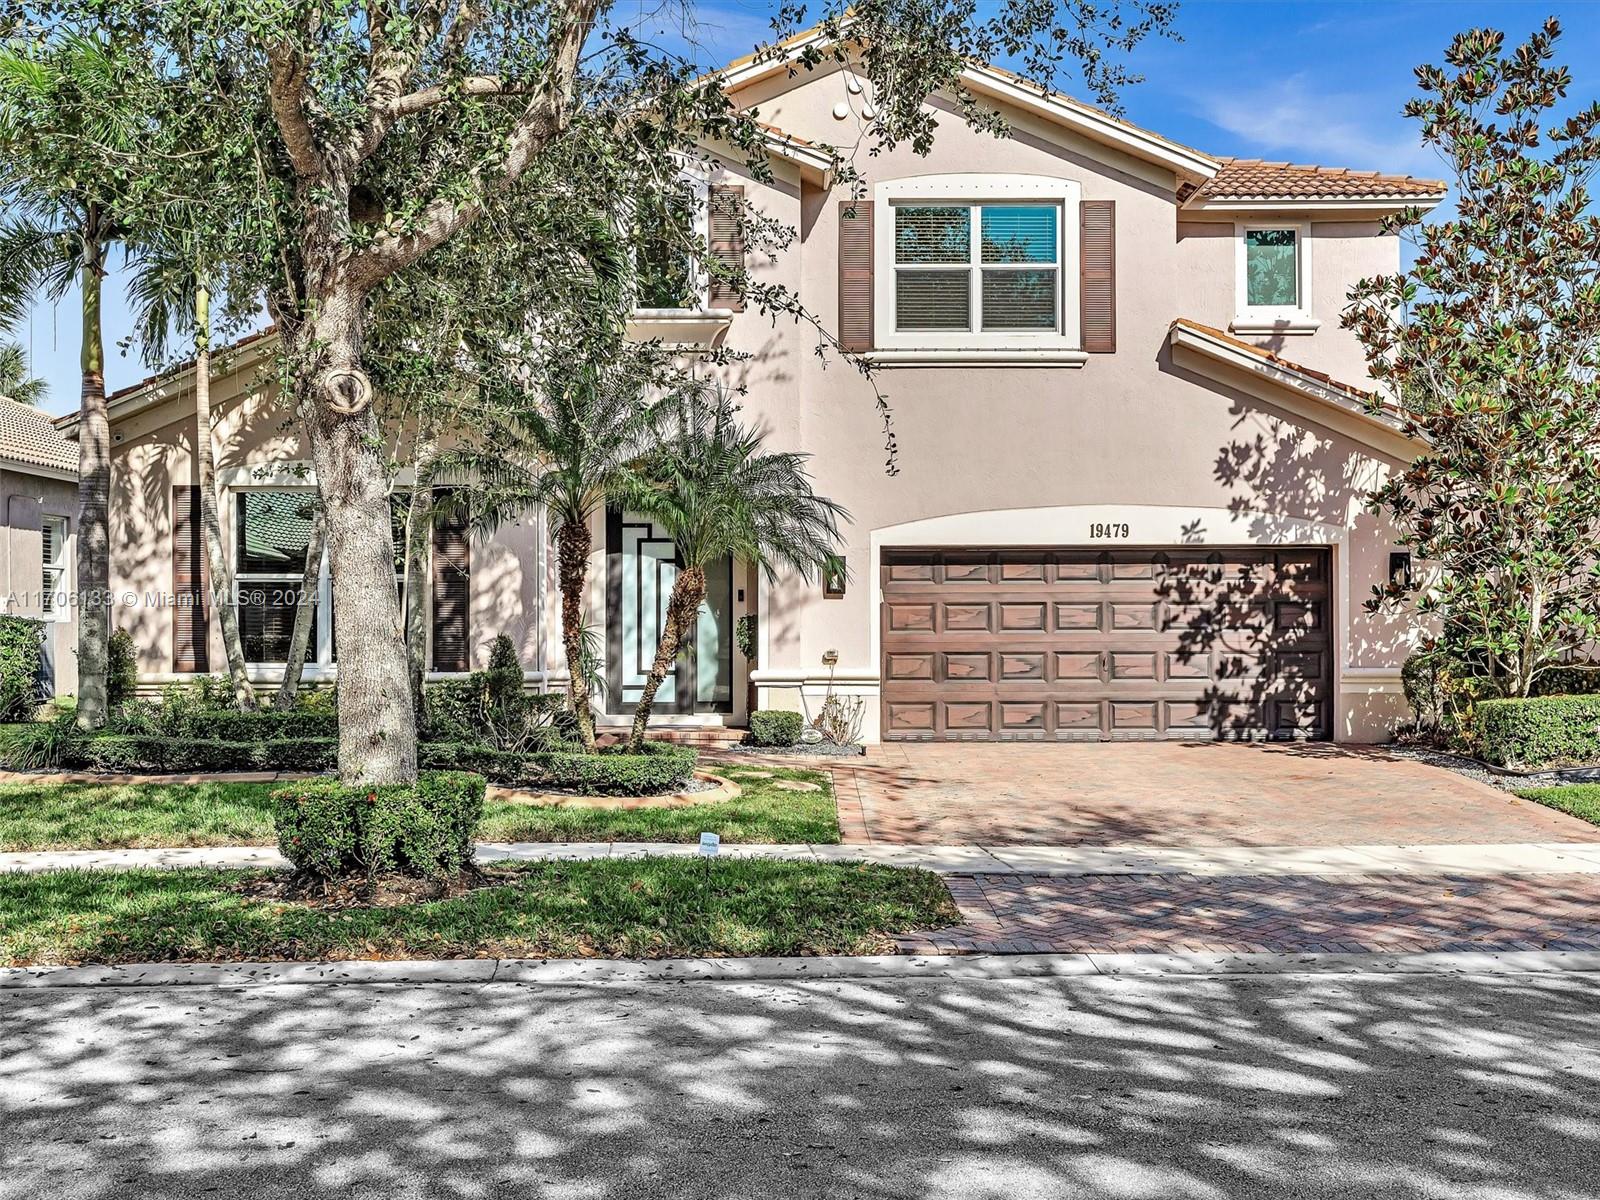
<box><xmin>901</xmin><ymin>871</ymin><xmax>1600</xmax><ymax>956</ymax></box>
<box><xmin>830</xmin><ymin>742</ymin><xmax>1600</xmax><ymax>846</ymax></box>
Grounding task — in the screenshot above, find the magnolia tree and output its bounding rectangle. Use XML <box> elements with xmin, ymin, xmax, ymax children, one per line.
<box><xmin>69</xmin><ymin>0</ymin><xmax>1175</xmax><ymax>784</ymax></box>
<box><xmin>1345</xmin><ymin>18</ymin><xmax>1600</xmax><ymax>698</ymax></box>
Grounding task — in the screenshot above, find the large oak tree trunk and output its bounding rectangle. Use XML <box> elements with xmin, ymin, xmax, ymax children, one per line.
<box><xmin>74</xmin><ymin>231</ymin><xmax>110</xmax><ymax>730</ymax></box>
<box><xmin>628</xmin><ymin>564</ymin><xmax>705</xmax><ymax>752</ymax></box>
<box><xmin>294</xmin><ymin>294</ymin><xmax>417</xmax><ymax>785</ymax></box>
<box><xmin>194</xmin><ymin>284</ymin><xmax>256</xmax><ymax>711</ymax></box>
<box><xmin>274</xmin><ymin>507</ymin><xmax>325</xmax><ymax>710</ymax></box>
<box><xmin>555</xmin><ymin>519</ymin><xmax>597</xmax><ymax>750</ymax></box>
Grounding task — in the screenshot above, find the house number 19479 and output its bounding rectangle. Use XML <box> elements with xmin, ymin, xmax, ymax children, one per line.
<box><xmin>1090</xmin><ymin>522</ymin><xmax>1131</xmax><ymax>539</ymax></box>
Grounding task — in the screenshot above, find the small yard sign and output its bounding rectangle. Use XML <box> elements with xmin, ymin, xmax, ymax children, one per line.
<box><xmin>699</xmin><ymin>832</ymin><xmax>720</xmax><ymax>857</ymax></box>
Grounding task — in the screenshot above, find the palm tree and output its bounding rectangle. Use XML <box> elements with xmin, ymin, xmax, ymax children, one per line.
<box><xmin>623</xmin><ymin>388</ymin><xmax>847</xmax><ymax>752</ymax></box>
<box><xmin>459</xmin><ymin>349</ymin><xmax>671</xmax><ymax>750</ymax></box>
<box><xmin>0</xmin><ymin>31</ymin><xmax>156</xmax><ymax>730</ymax></box>
<box><xmin>0</xmin><ymin>342</ymin><xmax>44</xmax><ymax>406</ymax></box>
<box><xmin>127</xmin><ymin>240</ymin><xmax>258</xmax><ymax>710</ymax></box>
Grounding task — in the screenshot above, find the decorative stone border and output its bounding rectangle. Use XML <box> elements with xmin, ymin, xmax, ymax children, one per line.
<box><xmin>486</xmin><ymin>770</ymin><xmax>742</xmax><ymax>811</ymax></box>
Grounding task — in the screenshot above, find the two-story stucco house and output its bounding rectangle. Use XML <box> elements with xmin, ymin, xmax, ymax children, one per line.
<box><xmin>55</xmin><ymin>41</ymin><xmax>1444</xmax><ymax>745</ymax></box>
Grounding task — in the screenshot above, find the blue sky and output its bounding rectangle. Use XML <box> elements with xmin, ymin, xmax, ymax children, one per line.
<box><xmin>11</xmin><ymin>0</ymin><xmax>1597</xmax><ymax>415</ymax></box>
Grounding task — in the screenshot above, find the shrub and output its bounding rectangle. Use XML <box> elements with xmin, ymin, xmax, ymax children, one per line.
<box><xmin>1532</xmin><ymin>664</ymin><xmax>1600</xmax><ymax>697</ymax></box>
<box><xmin>272</xmin><ymin>770</ymin><xmax>487</xmax><ymax>880</ymax></box>
<box><xmin>1474</xmin><ymin>695</ymin><xmax>1600</xmax><ymax>769</ymax></box>
<box><xmin>54</xmin><ymin>735</ymin><xmax>337</xmax><ymax>774</ymax></box>
<box><xmin>417</xmin><ymin>740</ymin><xmax>698</xmax><ymax>796</ymax></box>
<box><xmin>106</xmin><ymin>703</ymin><xmax>339</xmax><ymax>743</ymax></box>
<box><xmin>420</xmin><ymin>643</ymin><xmax>572</xmax><ymax>750</ymax></box>
<box><xmin>747</xmin><ymin>710</ymin><xmax>803</xmax><ymax>748</ymax></box>
<box><xmin>0</xmin><ymin>614</ymin><xmax>44</xmax><ymax>721</ymax></box>
<box><xmin>107</xmin><ymin>628</ymin><xmax>139</xmax><ymax>707</ymax></box>
<box><xmin>0</xmin><ymin>710</ymin><xmax>76</xmax><ymax>769</ymax></box>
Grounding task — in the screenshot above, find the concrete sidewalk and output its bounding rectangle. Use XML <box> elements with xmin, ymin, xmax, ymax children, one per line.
<box><xmin>7</xmin><ymin>838</ymin><xmax>1600</xmax><ymax>875</ymax></box>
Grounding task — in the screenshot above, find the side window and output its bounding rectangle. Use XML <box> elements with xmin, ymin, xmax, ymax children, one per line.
<box><xmin>1235</xmin><ymin>224</ymin><xmax>1313</xmax><ymax>330</ymax></box>
<box><xmin>41</xmin><ymin>515</ymin><xmax>67</xmax><ymax>618</ymax></box>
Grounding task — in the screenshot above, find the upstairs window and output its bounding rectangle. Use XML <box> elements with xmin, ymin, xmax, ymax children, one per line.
<box><xmin>1245</xmin><ymin>229</ymin><xmax>1298</xmax><ymax>308</ymax></box>
<box><xmin>1234</xmin><ymin>223</ymin><xmax>1315</xmax><ymax>332</ymax></box>
<box><xmin>635</xmin><ymin>183</ymin><xmax>703</xmax><ymax>309</ymax></box>
<box><xmin>893</xmin><ymin>203</ymin><xmax>1060</xmax><ymax>333</ymax></box>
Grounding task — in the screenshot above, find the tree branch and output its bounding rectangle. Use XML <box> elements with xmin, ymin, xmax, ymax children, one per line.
<box><xmin>266</xmin><ymin>43</ymin><xmax>323</xmax><ymax>179</ymax></box>
<box><xmin>349</xmin><ymin>0</ymin><xmax>598</xmax><ymax>288</ymax></box>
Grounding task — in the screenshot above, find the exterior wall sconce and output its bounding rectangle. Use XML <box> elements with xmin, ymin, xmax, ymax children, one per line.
<box><xmin>1388</xmin><ymin>551</ymin><xmax>1413</xmax><ymax>589</ymax></box>
<box><xmin>822</xmin><ymin>648</ymin><xmax>839</xmax><ymax>667</ymax></box>
<box><xmin>823</xmin><ymin>555</ymin><xmax>846</xmax><ymax>598</ymax></box>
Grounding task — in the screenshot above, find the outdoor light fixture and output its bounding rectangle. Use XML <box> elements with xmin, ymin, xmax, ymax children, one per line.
<box><xmin>1389</xmin><ymin>551</ymin><xmax>1413</xmax><ymax>589</ymax></box>
<box><xmin>823</xmin><ymin>555</ymin><xmax>846</xmax><ymax>598</ymax></box>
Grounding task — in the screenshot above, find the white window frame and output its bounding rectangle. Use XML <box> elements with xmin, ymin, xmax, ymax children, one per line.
<box><xmin>40</xmin><ymin>514</ymin><xmax>68</xmax><ymax>622</ymax></box>
<box><xmin>1232</xmin><ymin>221</ymin><xmax>1319</xmax><ymax>334</ymax></box>
<box><xmin>873</xmin><ymin>174</ymin><xmax>1081</xmax><ymax>352</ymax></box>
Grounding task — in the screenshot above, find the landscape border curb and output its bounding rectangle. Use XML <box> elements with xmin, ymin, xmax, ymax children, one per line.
<box><xmin>6</xmin><ymin>948</ymin><xmax>1600</xmax><ymax>990</ymax></box>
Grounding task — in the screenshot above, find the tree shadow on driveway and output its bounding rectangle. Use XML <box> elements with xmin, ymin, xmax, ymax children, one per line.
<box><xmin>4</xmin><ymin>969</ymin><xmax>1598</xmax><ymax>1198</ymax></box>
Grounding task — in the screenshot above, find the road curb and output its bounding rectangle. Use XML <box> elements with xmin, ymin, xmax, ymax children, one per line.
<box><xmin>6</xmin><ymin>948</ymin><xmax>1600</xmax><ymax>990</ymax></box>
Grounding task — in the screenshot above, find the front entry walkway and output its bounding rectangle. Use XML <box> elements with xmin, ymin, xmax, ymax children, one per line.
<box><xmin>829</xmin><ymin>742</ymin><xmax>1600</xmax><ymax>847</ymax></box>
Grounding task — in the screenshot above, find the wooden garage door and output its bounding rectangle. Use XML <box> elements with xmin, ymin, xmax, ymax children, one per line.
<box><xmin>880</xmin><ymin>547</ymin><xmax>1332</xmax><ymax>741</ymax></box>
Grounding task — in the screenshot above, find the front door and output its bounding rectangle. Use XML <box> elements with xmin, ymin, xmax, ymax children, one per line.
<box><xmin>606</xmin><ymin>509</ymin><xmax>734</xmax><ymax>714</ymax></box>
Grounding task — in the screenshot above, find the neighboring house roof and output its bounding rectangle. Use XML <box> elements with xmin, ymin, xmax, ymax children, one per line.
<box><xmin>0</xmin><ymin>395</ymin><xmax>78</xmax><ymax>476</ymax></box>
<box><xmin>1167</xmin><ymin>318</ymin><xmax>1416</xmax><ymax>460</ymax></box>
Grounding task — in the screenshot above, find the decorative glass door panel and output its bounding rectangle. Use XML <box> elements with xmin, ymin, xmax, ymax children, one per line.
<box><xmin>607</xmin><ymin>510</ymin><xmax>734</xmax><ymax>714</ymax></box>
<box><xmin>618</xmin><ymin>519</ymin><xmax>678</xmax><ymax>706</ymax></box>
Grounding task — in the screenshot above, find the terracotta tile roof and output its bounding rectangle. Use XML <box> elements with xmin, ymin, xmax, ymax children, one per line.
<box><xmin>0</xmin><ymin>395</ymin><xmax>77</xmax><ymax>473</ymax></box>
<box><xmin>1169</xmin><ymin>319</ymin><xmax>1377</xmax><ymax>404</ymax></box>
<box><xmin>1198</xmin><ymin>158</ymin><xmax>1446</xmax><ymax>202</ymax></box>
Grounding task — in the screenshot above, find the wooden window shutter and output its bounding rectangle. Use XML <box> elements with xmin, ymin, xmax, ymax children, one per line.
<box><xmin>838</xmin><ymin>200</ymin><xmax>874</xmax><ymax>352</ymax></box>
<box><xmin>1079</xmin><ymin>200</ymin><xmax>1116</xmax><ymax>353</ymax></box>
<box><xmin>431</xmin><ymin>489</ymin><xmax>470</xmax><ymax>673</ymax></box>
<box><xmin>171</xmin><ymin>484</ymin><xmax>210</xmax><ymax>672</ymax></box>
<box><xmin>706</xmin><ymin>185</ymin><xmax>745</xmax><ymax>311</ymax></box>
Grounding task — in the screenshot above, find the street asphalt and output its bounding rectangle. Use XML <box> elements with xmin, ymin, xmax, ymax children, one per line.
<box><xmin>4</xmin><ymin>970</ymin><xmax>1598</xmax><ymax>1199</ymax></box>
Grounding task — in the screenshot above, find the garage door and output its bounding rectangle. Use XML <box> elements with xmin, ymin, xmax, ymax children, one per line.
<box><xmin>880</xmin><ymin>547</ymin><xmax>1332</xmax><ymax>741</ymax></box>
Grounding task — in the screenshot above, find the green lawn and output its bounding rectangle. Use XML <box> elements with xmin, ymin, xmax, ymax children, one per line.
<box><xmin>476</xmin><ymin>764</ymin><xmax>839</xmax><ymax>844</ymax></box>
<box><xmin>0</xmin><ymin>765</ymin><xmax>839</xmax><ymax>851</ymax></box>
<box><xmin>0</xmin><ymin>780</ymin><xmax>280</xmax><ymax>850</ymax></box>
<box><xmin>0</xmin><ymin>859</ymin><xmax>955</xmax><ymax>965</ymax></box>
<box><xmin>1514</xmin><ymin>783</ymin><xmax>1600</xmax><ymax>828</ymax></box>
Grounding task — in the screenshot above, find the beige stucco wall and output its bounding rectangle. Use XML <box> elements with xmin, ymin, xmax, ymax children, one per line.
<box><xmin>0</xmin><ymin>466</ymin><xmax>78</xmax><ymax>697</ymax></box>
<box><xmin>724</xmin><ymin>64</ymin><xmax>1416</xmax><ymax>741</ymax></box>
<box><xmin>99</xmin><ymin>354</ymin><xmax>549</xmax><ymax>690</ymax></box>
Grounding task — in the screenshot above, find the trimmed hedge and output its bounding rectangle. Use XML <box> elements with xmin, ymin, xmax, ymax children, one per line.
<box><xmin>1532</xmin><ymin>664</ymin><xmax>1600</xmax><ymax>698</ymax></box>
<box><xmin>418</xmin><ymin>740</ymin><xmax>698</xmax><ymax>796</ymax></box>
<box><xmin>272</xmin><ymin>770</ymin><xmax>487</xmax><ymax>880</ymax></box>
<box><xmin>747</xmin><ymin>710</ymin><xmax>803</xmax><ymax>748</ymax></box>
<box><xmin>108</xmin><ymin>706</ymin><xmax>340</xmax><ymax>742</ymax></box>
<box><xmin>56</xmin><ymin>735</ymin><xmax>337</xmax><ymax>774</ymax></box>
<box><xmin>1474</xmin><ymin>695</ymin><xmax>1600</xmax><ymax>769</ymax></box>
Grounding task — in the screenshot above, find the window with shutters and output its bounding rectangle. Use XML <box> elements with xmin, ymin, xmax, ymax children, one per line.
<box><xmin>872</xmin><ymin>174</ymin><xmax>1083</xmax><ymax>354</ymax></box>
<box><xmin>635</xmin><ymin>180</ymin><xmax>703</xmax><ymax>309</ymax></box>
<box><xmin>893</xmin><ymin>204</ymin><xmax>1060</xmax><ymax>333</ymax></box>
<box><xmin>235</xmin><ymin>490</ymin><xmax>323</xmax><ymax>665</ymax></box>
<box><xmin>40</xmin><ymin>515</ymin><xmax>67</xmax><ymax>620</ymax></box>
<box><xmin>1232</xmin><ymin>222</ymin><xmax>1317</xmax><ymax>334</ymax></box>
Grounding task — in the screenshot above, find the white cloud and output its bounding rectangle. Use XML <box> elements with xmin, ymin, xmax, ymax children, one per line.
<box><xmin>1192</xmin><ymin>73</ymin><xmax>1443</xmax><ymax>177</ymax></box>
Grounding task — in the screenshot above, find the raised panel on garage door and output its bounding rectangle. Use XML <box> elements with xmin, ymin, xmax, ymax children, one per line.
<box><xmin>880</xmin><ymin>547</ymin><xmax>1332</xmax><ymax>741</ymax></box>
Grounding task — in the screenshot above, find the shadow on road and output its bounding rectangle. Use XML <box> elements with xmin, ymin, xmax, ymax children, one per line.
<box><xmin>4</xmin><ymin>970</ymin><xmax>1599</xmax><ymax>1198</ymax></box>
